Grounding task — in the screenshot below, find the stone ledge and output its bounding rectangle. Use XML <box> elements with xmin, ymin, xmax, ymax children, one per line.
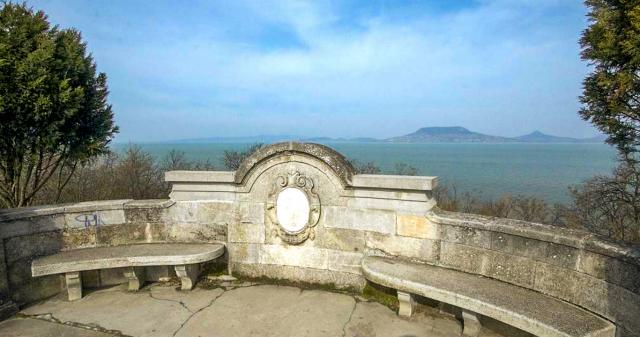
<box><xmin>352</xmin><ymin>174</ymin><xmax>438</xmax><ymax>191</ymax></box>
<box><xmin>428</xmin><ymin>209</ymin><xmax>640</xmax><ymax>266</ymax></box>
<box><xmin>165</xmin><ymin>170</ymin><xmax>235</xmax><ymax>183</ymax></box>
<box><xmin>124</xmin><ymin>199</ymin><xmax>175</xmax><ymax>209</ymax></box>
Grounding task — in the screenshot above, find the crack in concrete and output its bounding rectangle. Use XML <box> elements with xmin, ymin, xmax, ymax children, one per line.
<box><xmin>147</xmin><ymin>291</ymin><xmax>194</xmax><ymax>314</ymax></box>
<box><xmin>16</xmin><ymin>312</ymin><xmax>131</xmax><ymax>336</ymax></box>
<box><xmin>341</xmin><ymin>299</ymin><xmax>358</xmax><ymax>337</ymax></box>
<box><xmin>169</xmin><ymin>283</ymin><xmax>262</xmax><ymax>337</ymax></box>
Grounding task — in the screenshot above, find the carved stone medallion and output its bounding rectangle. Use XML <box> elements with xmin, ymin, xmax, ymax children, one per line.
<box><xmin>267</xmin><ymin>171</ymin><xmax>320</xmax><ymax>244</ymax></box>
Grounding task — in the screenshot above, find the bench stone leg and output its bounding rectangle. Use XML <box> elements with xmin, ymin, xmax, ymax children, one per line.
<box><xmin>123</xmin><ymin>267</ymin><xmax>146</xmax><ymax>291</ymax></box>
<box><xmin>398</xmin><ymin>291</ymin><xmax>416</xmax><ymax>317</ymax></box>
<box><xmin>462</xmin><ymin>309</ymin><xmax>481</xmax><ymax>337</ymax></box>
<box><xmin>65</xmin><ymin>272</ymin><xmax>82</xmax><ymax>301</ymax></box>
<box><xmin>174</xmin><ymin>264</ymin><xmax>200</xmax><ymax>290</ymax></box>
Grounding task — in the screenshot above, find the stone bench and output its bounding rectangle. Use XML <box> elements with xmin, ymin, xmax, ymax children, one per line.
<box><xmin>32</xmin><ymin>243</ymin><xmax>225</xmax><ymax>301</ymax></box>
<box><xmin>361</xmin><ymin>256</ymin><xmax>615</xmax><ymax>337</ymax></box>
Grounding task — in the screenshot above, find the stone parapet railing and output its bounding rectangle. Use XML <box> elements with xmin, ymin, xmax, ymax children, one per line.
<box><xmin>0</xmin><ymin>142</ymin><xmax>638</xmax><ymax>336</ymax></box>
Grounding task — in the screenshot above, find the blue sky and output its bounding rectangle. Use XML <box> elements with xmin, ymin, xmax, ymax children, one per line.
<box><xmin>30</xmin><ymin>0</ymin><xmax>593</xmax><ymax>142</ymax></box>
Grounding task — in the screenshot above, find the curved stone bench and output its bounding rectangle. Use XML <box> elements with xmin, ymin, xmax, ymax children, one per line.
<box><xmin>32</xmin><ymin>243</ymin><xmax>225</xmax><ymax>301</ymax></box>
<box><xmin>362</xmin><ymin>256</ymin><xmax>615</xmax><ymax>337</ymax></box>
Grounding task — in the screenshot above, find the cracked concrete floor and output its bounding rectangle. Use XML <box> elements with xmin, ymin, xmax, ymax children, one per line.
<box><xmin>3</xmin><ymin>282</ymin><xmax>498</xmax><ymax>337</ymax></box>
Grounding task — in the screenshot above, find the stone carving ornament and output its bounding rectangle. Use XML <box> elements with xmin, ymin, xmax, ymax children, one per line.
<box><xmin>267</xmin><ymin>171</ymin><xmax>320</xmax><ymax>244</ymax></box>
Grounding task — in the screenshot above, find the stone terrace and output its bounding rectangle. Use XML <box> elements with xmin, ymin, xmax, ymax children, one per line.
<box><xmin>2</xmin><ymin>280</ymin><xmax>515</xmax><ymax>337</ymax></box>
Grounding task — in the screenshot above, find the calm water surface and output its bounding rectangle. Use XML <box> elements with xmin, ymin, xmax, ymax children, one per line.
<box><xmin>114</xmin><ymin>142</ymin><xmax>617</xmax><ymax>203</ymax></box>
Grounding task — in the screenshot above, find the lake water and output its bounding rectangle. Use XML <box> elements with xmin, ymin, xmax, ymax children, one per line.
<box><xmin>114</xmin><ymin>142</ymin><xmax>618</xmax><ymax>203</ymax></box>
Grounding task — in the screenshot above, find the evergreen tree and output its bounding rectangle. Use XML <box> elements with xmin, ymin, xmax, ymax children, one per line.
<box><xmin>0</xmin><ymin>3</ymin><xmax>117</xmax><ymax>207</ymax></box>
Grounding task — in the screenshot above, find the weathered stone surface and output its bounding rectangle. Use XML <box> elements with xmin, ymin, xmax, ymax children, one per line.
<box><xmin>362</xmin><ymin>256</ymin><xmax>615</xmax><ymax>337</ymax></box>
<box><xmin>327</xmin><ymin>250</ymin><xmax>363</xmax><ymax>274</ymax></box>
<box><xmin>0</xmin><ymin>214</ymin><xmax>66</xmax><ymax>239</ymax></box>
<box><xmin>352</xmin><ymin>174</ymin><xmax>438</xmax><ymax>191</ymax></box>
<box><xmin>234</xmin><ymin>142</ymin><xmax>356</xmax><ymax>185</ymax></box>
<box><xmin>0</xmin><ymin>318</ymin><xmax>116</xmax><ymax>337</ymax></box>
<box><xmin>577</xmin><ymin>251</ymin><xmax>640</xmax><ymax>294</ymax></box>
<box><xmin>545</xmin><ymin>243</ymin><xmax>579</xmax><ymax>269</ymax></box>
<box><xmin>166</xmin><ymin>223</ymin><xmax>226</xmax><ymax>242</ymax></box>
<box><xmin>490</xmin><ymin>232</ymin><xmax>548</xmax><ymax>260</ymax></box>
<box><xmin>439</xmin><ymin>242</ymin><xmax>485</xmax><ymax>274</ymax></box>
<box><xmin>62</xmin><ymin>226</ymin><xmax>96</xmax><ymax>249</ymax></box>
<box><xmin>5</xmin><ymin>231</ymin><xmax>62</xmax><ymax>265</ymax></box>
<box><xmin>439</xmin><ymin>224</ymin><xmax>491</xmax><ymax>249</ymax></box>
<box><xmin>32</xmin><ymin>243</ymin><xmax>225</xmax><ymax>277</ymax></box>
<box><xmin>228</xmin><ymin>216</ymin><xmax>265</xmax><ymax>244</ymax></box>
<box><xmin>228</xmin><ymin>243</ymin><xmax>261</xmax><ymax>264</ymax></box>
<box><xmin>64</xmin><ymin>210</ymin><xmax>125</xmax><ymax>229</ymax></box>
<box><xmin>315</xmin><ymin>227</ymin><xmax>365</xmax><ymax>252</ymax></box>
<box><xmin>365</xmin><ymin>232</ymin><xmax>440</xmax><ymax>262</ymax></box>
<box><xmin>231</xmin><ymin>263</ymin><xmax>366</xmax><ymax>290</ymax></box>
<box><xmin>323</xmin><ymin>206</ymin><xmax>395</xmax><ymax>234</ymax></box>
<box><xmin>484</xmin><ymin>252</ymin><xmax>536</xmax><ymax>288</ymax></box>
<box><xmin>124</xmin><ymin>207</ymin><xmax>164</xmax><ymax>224</ymax></box>
<box><xmin>96</xmin><ymin>223</ymin><xmax>165</xmax><ymax>246</ymax></box>
<box><xmin>396</xmin><ymin>214</ymin><xmax>438</xmax><ymax>239</ymax></box>
<box><xmin>344</xmin><ymin>300</ymin><xmax>461</xmax><ymax>337</ymax></box>
<box><xmin>260</xmin><ymin>244</ymin><xmax>328</xmax><ymax>269</ymax></box>
<box><xmin>197</xmin><ymin>201</ymin><xmax>236</xmax><ymax>225</ymax></box>
<box><xmin>163</xmin><ymin>202</ymin><xmax>199</xmax><ymax>224</ymax></box>
<box><xmin>533</xmin><ymin>262</ymin><xmax>612</xmax><ymax>319</ymax></box>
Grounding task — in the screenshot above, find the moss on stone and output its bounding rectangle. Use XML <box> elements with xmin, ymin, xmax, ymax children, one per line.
<box><xmin>362</xmin><ymin>282</ymin><xmax>398</xmax><ymax>311</ymax></box>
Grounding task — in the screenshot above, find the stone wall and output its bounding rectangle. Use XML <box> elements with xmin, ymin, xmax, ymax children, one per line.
<box><xmin>0</xmin><ymin>198</ymin><xmax>228</xmax><ymax>305</ymax></box>
<box><xmin>0</xmin><ymin>142</ymin><xmax>639</xmax><ymax>336</ymax></box>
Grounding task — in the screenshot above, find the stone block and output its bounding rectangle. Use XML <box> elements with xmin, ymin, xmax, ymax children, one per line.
<box><xmin>0</xmin><ymin>214</ymin><xmax>66</xmax><ymax>239</ymax></box>
<box><xmin>197</xmin><ymin>201</ymin><xmax>236</xmax><ymax>225</ymax></box>
<box><xmin>327</xmin><ymin>250</ymin><xmax>363</xmax><ymax>274</ymax></box>
<box><xmin>167</xmin><ymin>223</ymin><xmax>227</xmax><ymax>242</ymax></box>
<box><xmin>533</xmin><ymin>262</ymin><xmax>611</xmax><ymax>319</ymax></box>
<box><xmin>439</xmin><ymin>242</ymin><xmax>486</xmax><ymax>275</ymax></box>
<box><xmin>228</xmin><ymin>222</ymin><xmax>265</xmax><ymax>243</ymax></box>
<box><xmin>4</xmin><ymin>231</ymin><xmax>62</xmax><ymax>265</ymax></box>
<box><xmin>490</xmin><ymin>232</ymin><xmax>548</xmax><ymax>259</ymax></box>
<box><xmin>346</xmin><ymin>198</ymin><xmax>432</xmax><ymax>215</ymax></box>
<box><xmin>64</xmin><ymin>210</ymin><xmax>125</xmax><ymax>229</ymax></box>
<box><xmin>609</xmin><ymin>286</ymin><xmax>640</xmax><ymax>336</ymax></box>
<box><xmin>96</xmin><ymin>223</ymin><xmax>165</xmax><ymax>246</ymax></box>
<box><xmin>237</xmin><ymin>202</ymin><xmax>265</xmax><ymax>225</ymax></box>
<box><xmin>544</xmin><ymin>243</ymin><xmax>579</xmax><ymax>269</ymax></box>
<box><xmin>365</xmin><ymin>232</ymin><xmax>439</xmax><ymax>262</ymax></box>
<box><xmin>230</xmin><ymin>263</ymin><xmax>366</xmax><ymax>291</ymax></box>
<box><xmin>578</xmin><ymin>251</ymin><xmax>640</xmax><ymax>295</ymax></box>
<box><xmin>260</xmin><ymin>244</ymin><xmax>328</xmax><ymax>269</ymax></box>
<box><xmin>484</xmin><ymin>251</ymin><xmax>536</xmax><ymax>288</ymax></box>
<box><xmin>0</xmin><ymin>241</ymin><xmax>7</xmax><ymax>292</ymax></box>
<box><xmin>396</xmin><ymin>215</ymin><xmax>438</xmax><ymax>239</ymax></box>
<box><xmin>439</xmin><ymin>224</ymin><xmax>491</xmax><ymax>249</ymax></box>
<box><xmin>315</xmin><ymin>228</ymin><xmax>365</xmax><ymax>252</ymax></box>
<box><xmin>164</xmin><ymin>202</ymin><xmax>199</xmax><ymax>224</ymax></box>
<box><xmin>323</xmin><ymin>206</ymin><xmax>395</xmax><ymax>234</ymax></box>
<box><xmin>228</xmin><ymin>243</ymin><xmax>261</xmax><ymax>264</ymax></box>
<box><xmin>124</xmin><ymin>207</ymin><xmax>164</xmax><ymax>223</ymax></box>
<box><xmin>62</xmin><ymin>226</ymin><xmax>96</xmax><ymax>249</ymax></box>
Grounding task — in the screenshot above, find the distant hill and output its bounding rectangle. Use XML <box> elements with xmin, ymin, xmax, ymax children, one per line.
<box><xmin>387</xmin><ymin>127</ymin><xmax>510</xmax><ymax>143</ymax></box>
<box><xmin>512</xmin><ymin>131</ymin><xmax>582</xmax><ymax>143</ymax></box>
<box><xmin>166</xmin><ymin>127</ymin><xmax>605</xmax><ymax>144</ymax></box>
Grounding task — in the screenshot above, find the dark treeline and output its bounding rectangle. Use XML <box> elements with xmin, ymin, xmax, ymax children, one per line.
<box><xmin>23</xmin><ymin>144</ymin><xmax>640</xmax><ymax>245</ymax></box>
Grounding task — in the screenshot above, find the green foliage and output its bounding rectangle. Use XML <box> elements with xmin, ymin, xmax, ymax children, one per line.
<box><xmin>0</xmin><ymin>3</ymin><xmax>117</xmax><ymax>207</ymax></box>
<box><xmin>580</xmin><ymin>0</ymin><xmax>640</xmax><ymax>156</ymax></box>
<box><xmin>223</xmin><ymin>143</ymin><xmax>264</xmax><ymax>170</ymax></box>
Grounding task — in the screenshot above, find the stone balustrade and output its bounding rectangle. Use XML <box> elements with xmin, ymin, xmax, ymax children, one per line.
<box><xmin>0</xmin><ymin>142</ymin><xmax>638</xmax><ymax>336</ymax></box>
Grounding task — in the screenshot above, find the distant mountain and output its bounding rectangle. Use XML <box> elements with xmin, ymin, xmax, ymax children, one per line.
<box><xmin>387</xmin><ymin>127</ymin><xmax>510</xmax><ymax>143</ymax></box>
<box><xmin>512</xmin><ymin>131</ymin><xmax>583</xmax><ymax>143</ymax></box>
<box><xmin>167</xmin><ymin>127</ymin><xmax>606</xmax><ymax>144</ymax></box>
